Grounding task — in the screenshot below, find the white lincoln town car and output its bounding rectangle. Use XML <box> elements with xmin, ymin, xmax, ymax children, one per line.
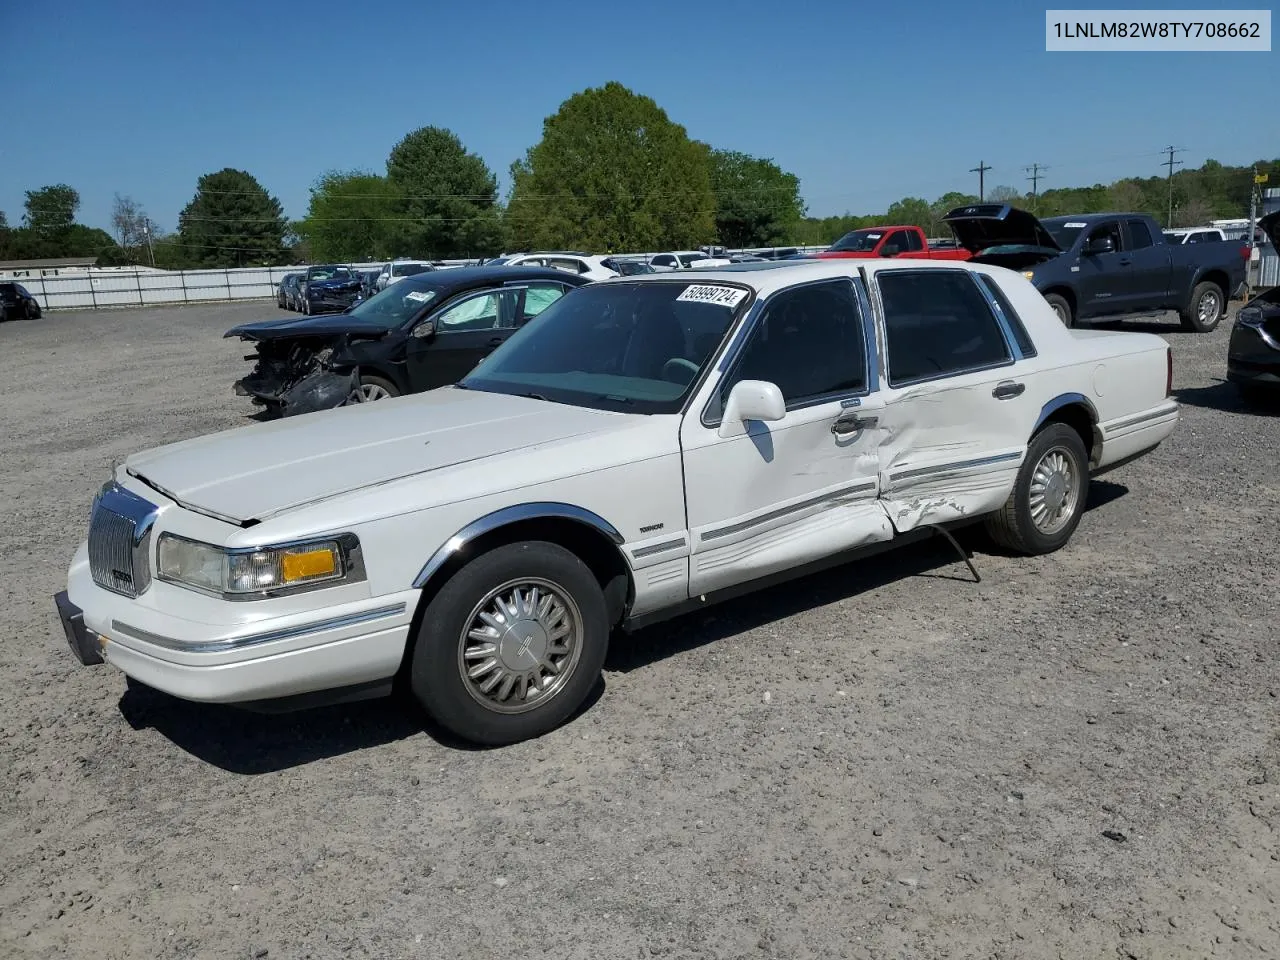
<box><xmin>56</xmin><ymin>259</ymin><xmax>1180</xmax><ymax>745</ymax></box>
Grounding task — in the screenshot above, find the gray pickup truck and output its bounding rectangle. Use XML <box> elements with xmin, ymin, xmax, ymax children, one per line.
<box><xmin>943</xmin><ymin>204</ymin><xmax>1249</xmax><ymax>332</ymax></box>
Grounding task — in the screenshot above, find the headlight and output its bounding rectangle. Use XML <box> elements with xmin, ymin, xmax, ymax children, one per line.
<box><xmin>1235</xmin><ymin>307</ymin><xmax>1264</xmax><ymax>329</ymax></box>
<box><xmin>1021</xmin><ymin>271</ymin><xmax>1036</xmax><ymax>280</ymax></box>
<box><xmin>156</xmin><ymin>533</ymin><xmax>365</xmax><ymax>600</ymax></box>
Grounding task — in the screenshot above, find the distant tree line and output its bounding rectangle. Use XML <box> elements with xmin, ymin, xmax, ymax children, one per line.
<box><xmin>2</xmin><ymin>81</ymin><xmax>1274</xmax><ymax>269</ymax></box>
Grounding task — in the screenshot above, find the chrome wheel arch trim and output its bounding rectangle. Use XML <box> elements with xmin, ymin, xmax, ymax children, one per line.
<box><xmin>411</xmin><ymin>502</ymin><xmax>627</xmax><ymax>590</ymax></box>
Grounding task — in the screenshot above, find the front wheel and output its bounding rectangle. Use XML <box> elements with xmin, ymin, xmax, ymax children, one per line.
<box><xmin>409</xmin><ymin>541</ymin><xmax>609</xmax><ymax>746</ymax></box>
<box><xmin>345</xmin><ymin>374</ymin><xmax>400</xmax><ymax>404</ymax></box>
<box><xmin>984</xmin><ymin>423</ymin><xmax>1090</xmax><ymax>555</ymax></box>
<box><xmin>1180</xmin><ymin>281</ymin><xmax>1224</xmax><ymax>332</ymax></box>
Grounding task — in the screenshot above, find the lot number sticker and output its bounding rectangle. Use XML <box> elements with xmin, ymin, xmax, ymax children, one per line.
<box><xmin>676</xmin><ymin>284</ymin><xmax>748</xmax><ymax>308</ymax></box>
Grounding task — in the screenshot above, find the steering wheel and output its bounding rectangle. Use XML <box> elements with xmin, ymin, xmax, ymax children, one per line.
<box><xmin>662</xmin><ymin>357</ymin><xmax>700</xmax><ymax>384</ymax></box>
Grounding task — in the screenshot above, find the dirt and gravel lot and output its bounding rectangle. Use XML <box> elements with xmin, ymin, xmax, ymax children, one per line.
<box><xmin>1</xmin><ymin>300</ymin><xmax>1277</xmax><ymax>960</ymax></box>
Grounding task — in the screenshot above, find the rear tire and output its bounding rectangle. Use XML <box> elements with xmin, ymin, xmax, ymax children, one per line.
<box><xmin>409</xmin><ymin>541</ymin><xmax>610</xmax><ymax>746</ymax></box>
<box><xmin>985</xmin><ymin>423</ymin><xmax>1090</xmax><ymax>556</ymax></box>
<box><xmin>1044</xmin><ymin>293</ymin><xmax>1074</xmax><ymax>328</ymax></box>
<box><xmin>1180</xmin><ymin>281</ymin><xmax>1224</xmax><ymax>332</ymax></box>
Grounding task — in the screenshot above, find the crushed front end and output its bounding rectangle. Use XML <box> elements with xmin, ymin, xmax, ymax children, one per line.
<box><xmin>233</xmin><ymin>340</ymin><xmax>360</xmax><ymax>417</ymax></box>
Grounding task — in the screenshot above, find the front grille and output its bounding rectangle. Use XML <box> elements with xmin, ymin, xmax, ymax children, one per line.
<box><xmin>87</xmin><ymin>485</ymin><xmax>156</xmax><ymax>598</ymax></box>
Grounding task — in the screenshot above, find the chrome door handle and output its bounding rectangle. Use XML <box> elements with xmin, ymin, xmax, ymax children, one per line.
<box><xmin>992</xmin><ymin>380</ymin><xmax>1025</xmax><ymax>400</ymax></box>
<box><xmin>831</xmin><ymin>413</ymin><xmax>878</xmax><ymax>435</ymax></box>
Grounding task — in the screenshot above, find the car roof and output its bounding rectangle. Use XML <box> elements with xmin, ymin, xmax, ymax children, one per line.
<box><xmin>396</xmin><ymin>264</ymin><xmax>591</xmax><ymax>293</ymax></box>
<box><xmin>597</xmin><ymin>257</ymin><xmax>1003</xmax><ymax>298</ymax></box>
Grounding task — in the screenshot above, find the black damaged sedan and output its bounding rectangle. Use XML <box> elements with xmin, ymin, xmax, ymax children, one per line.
<box><xmin>1227</xmin><ymin>211</ymin><xmax>1280</xmax><ymax>404</ymax></box>
<box><xmin>225</xmin><ymin>266</ymin><xmax>593</xmax><ymax>417</ymax></box>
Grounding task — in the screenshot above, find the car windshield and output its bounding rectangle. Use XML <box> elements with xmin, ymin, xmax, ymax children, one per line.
<box><xmin>393</xmin><ymin>263</ymin><xmax>431</xmax><ymax>277</ymax></box>
<box><xmin>677</xmin><ymin>254</ymin><xmax>705</xmax><ymax>266</ymax></box>
<box><xmin>484</xmin><ymin>256</ymin><xmax>517</xmax><ymax>266</ymax></box>
<box><xmin>613</xmin><ymin>260</ymin><xmax>655</xmax><ymax>275</ymax></box>
<box><xmin>344</xmin><ymin>281</ymin><xmax>441</xmax><ymax>327</ymax></box>
<box><xmin>830</xmin><ymin>230</ymin><xmax>883</xmax><ymax>252</ymax></box>
<box><xmin>1163</xmin><ymin>232</ymin><xmax>1184</xmax><ymax>244</ymax></box>
<box><xmin>1042</xmin><ymin>223</ymin><xmax>1084</xmax><ymax>248</ymax></box>
<box><xmin>309</xmin><ymin>266</ymin><xmax>351</xmax><ymax>281</ymax></box>
<box><xmin>460</xmin><ymin>280</ymin><xmax>749</xmax><ymax>414</ymax></box>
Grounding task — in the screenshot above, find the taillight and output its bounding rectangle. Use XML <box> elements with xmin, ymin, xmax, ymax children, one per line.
<box><xmin>1166</xmin><ymin>347</ymin><xmax>1174</xmax><ymax>397</ymax></box>
<box><xmin>1241</xmin><ymin>244</ymin><xmax>1250</xmax><ymax>260</ymax></box>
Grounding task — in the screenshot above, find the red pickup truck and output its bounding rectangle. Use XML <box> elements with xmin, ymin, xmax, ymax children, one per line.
<box><xmin>811</xmin><ymin>224</ymin><xmax>971</xmax><ymax>261</ymax></box>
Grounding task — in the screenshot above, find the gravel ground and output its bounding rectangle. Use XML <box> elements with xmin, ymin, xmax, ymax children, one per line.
<box><xmin>1</xmin><ymin>300</ymin><xmax>1277</xmax><ymax>960</ymax></box>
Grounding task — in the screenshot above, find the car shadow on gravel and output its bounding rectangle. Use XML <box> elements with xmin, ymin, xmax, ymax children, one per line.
<box><xmin>115</xmin><ymin>676</ymin><xmax>605</xmax><ymax>770</ymax></box>
<box><xmin>607</xmin><ymin>483</ymin><xmax>1129</xmax><ymax>673</ymax></box>
<box><xmin>1174</xmin><ymin>379</ymin><xmax>1280</xmax><ymax>416</ymax></box>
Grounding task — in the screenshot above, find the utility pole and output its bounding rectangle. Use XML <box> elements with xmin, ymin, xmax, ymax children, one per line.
<box><xmin>1024</xmin><ymin>163</ymin><xmax>1047</xmax><ymax>212</ymax></box>
<box><xmin>969</xmin><ymin>160</ymin><xmax>992</xmax><ymax>201</ymax></box>
<box><xmin>143</xmin><ymin>218</ymin><xmax>156</xmax><ymax>268</ymax></box>
<box><xmin>1167</xmin><ymin>144</ymin><xmax>1182</xmax><ymax>227</ymax></box>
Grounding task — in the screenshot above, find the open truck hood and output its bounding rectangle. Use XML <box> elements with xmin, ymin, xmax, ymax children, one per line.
<box><xmin>224</xmin><ymin>315</ymin><xmax>394</xmax><ymax>341</ymax></box>
<box><xmin>942</xmin><ymin>203</ymin><xmax>1063</xmax><ymax>254</ymax></box>
<box><xmin>123</xmin><ymin>387</ymin><xmax>633</xmax><ymax>523</ymax></box>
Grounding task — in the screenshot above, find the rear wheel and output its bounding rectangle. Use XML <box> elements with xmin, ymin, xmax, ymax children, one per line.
<box><xmin>1180</xmin><ymin>281</ymin><xmax>1224</xmax><ymax>332</ymax></box>
<box><xmin>409</xmin><ymin>541</ymin><xmax>609</xmax><ymax>745</ymax></box>
<box><xmin>1044</xmin><ymin>293</ymin><xmax>1074</xmax><ymax>327</ymax></box>
<box><xmin>985</xmin><ymin>423</ymin><xmax>1090</xmax><ymax>555</ymax></box>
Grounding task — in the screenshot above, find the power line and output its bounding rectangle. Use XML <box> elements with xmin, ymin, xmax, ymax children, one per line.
<box><xmin>1162</xmin><ymin>145</ymin><xmax>1185</xmax><ymax>227</ymax></box>
<box><xmin>969</xmin><ymin>161</ymin><xmax>991</xmax><ymax>201</ymax></box>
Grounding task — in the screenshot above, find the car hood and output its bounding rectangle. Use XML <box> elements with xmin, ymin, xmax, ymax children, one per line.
<box><xmin>942</xmin><ymin>203</ymin><xmax>1062</xmax><ymax>254</ymax></box>
<box><xmin>123</xmin><ymin>388</ymin><xmax>638</xmax><ymax>523</ymax></box>
<box><xmin>224</xmin><ymin>315</ymin><xmax>394</xmax><ymax>341</ymax></box>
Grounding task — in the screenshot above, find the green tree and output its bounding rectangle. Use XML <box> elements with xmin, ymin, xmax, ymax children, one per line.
<box><xmin>884</xmin><ymin>197</ymin><xmax>934</xmax><ymax>233</ymax></box>
<box><xmin>386</xmin><ymin>127</ymin><xmax>502</xmax><ymax>259</ymax></box>
<box><xmin>296</xmin><ymin>171</ymin><xmax>404</xmax><ymax>262</ymax></box>
<box><xmin>23</xmin><ymin>184</ymin><xmax>80</xmax><ymax>241</ymax></box>
<box><xmin>176</xmin><ymin>168</ymin><xmax>289</xmax><ymax>267</ymax></box>
<box><xmin>506</xmin><ymin>81</ymin><xmax>716</xmax><ymax>252</ymax></box>
<box><xmin>708</xmin><ymin>148</ymin><xmax>805</xmax><ymax>248</ymax></box>
<box><xmin>0</xmin><ymin>210</ymin><xmax>10</xmax><ymax>258</ymax></box>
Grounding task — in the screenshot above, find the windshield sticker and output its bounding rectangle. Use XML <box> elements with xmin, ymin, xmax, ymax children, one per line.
<box><xmin>676</xmin><ymin>284</ymin><xmax>748</xmax><ymax>308</ymax></box>
<box><xmin>404</xmin><ymin>290</ymin><xmax>434</xmax><ymax>303</ymax></box>
<box><xmin>1063</xmin><ymin>221</ymin><xmax>1087</xmax><ymax>228</ymax></box>
<box><xmin>865</xmin><ymin>233</ymin><xmax>882</xmax><ymax>239</ymax></box>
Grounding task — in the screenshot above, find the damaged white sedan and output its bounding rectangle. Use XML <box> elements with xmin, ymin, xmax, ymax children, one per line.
<box><xmin>56</xmin><ymin>259</ymin><xmax>1179</xmax><ymax>745</ymax></box>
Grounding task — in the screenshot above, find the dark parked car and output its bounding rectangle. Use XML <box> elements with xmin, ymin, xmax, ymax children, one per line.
<box><xmin>600</xmin><ymin>257</ymin><xmax>655</xmax><ymax>276</ymax></box>
<box><xmin>943</xmin><ymin>204</ymin><xmax>1249</xmax><ymax>332</ymax></box>
<box><xmin>359</xmin><ymin>269</ymin><xmax>381</xmax><ymax>299</ymax></box>
<box><xmin>298</xmin><ymin>264</ymin><xmax>364</xmax><ymax>315</ymax></box>
<box><xmin>0</xmin><ymin>282</ymin><xmax>42</xmax><ymax>322</ymax></box>
<box><xmin>224</xmin><ymin>266</ymin><xmax>593</xmax><ymax>417</ymax></box>
<box><xmin>277</xmin><ymin>273</ymin><xmax>302</xmax><ymax>310</ymax></box>
<box><xmin>1227</xmin><ymin>211</ymin><xmax>1280</xmax><ymax>403</ymax></box>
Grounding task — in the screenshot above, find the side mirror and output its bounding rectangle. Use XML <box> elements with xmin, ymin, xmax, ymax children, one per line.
<box><xmin>719</xmin><ymin>380</ymin><xmax>785</xmax><ymax>438</ymax></box>
<box><xmin>1083</xmin><ymin>235</ymin><xmax>1116</xmax><ymax>255</ymax></box>
<box><xmin>412</xmin><ymin>318</ymin><xmax>436</xmax><ymax>340</ymax></box>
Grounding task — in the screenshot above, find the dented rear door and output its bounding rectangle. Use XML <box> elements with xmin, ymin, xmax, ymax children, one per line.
<box><xmin>867</xmin><ymin>267</ymin><xmax>1038</xmax><ymax>532</ymax></box>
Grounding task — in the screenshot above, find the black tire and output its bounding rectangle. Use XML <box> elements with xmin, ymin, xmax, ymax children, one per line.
<box><xmin>1180</xmin><ymin>281</ymin><xmax>1224</xmax><ymax>332</ymax></box>
<box><xmin>984</xmin><ymin>423</ymin><xmax>1090</xmax><ymax>556</ymax></box>
<box><xmin>1236</xmin><ymin>382</ymin><xmax>1277</xmax><ymax>406</ymax></box>
<box><xmin>409</xmin><ymin>541</ymin><xmax>609</xmax><ymax>745</ymax></box>
<box><xmin>1044</xmin><ymin>293</ymin><xmax>1074</xmax><ymax>328</ymax></box>
<box><xmin>28</xmin><ymin>302</ymin><xmax>42</xmax><ymax>320</ymax></box>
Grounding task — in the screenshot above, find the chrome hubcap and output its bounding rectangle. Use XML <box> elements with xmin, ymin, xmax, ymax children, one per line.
<box><xmin>1028</xmin><ymin>447</ymin><xmax>1080</xmax><ymax>535</ymax></box>
<box><xmin>1198</xmin><ymin>291</ymin><xmax>1220</xmax><ymax>323</ymax></box>
<box><xmin>458</xmin><ymin>578</ymin><xmax>583</xmax><ymax>714</ymax></box>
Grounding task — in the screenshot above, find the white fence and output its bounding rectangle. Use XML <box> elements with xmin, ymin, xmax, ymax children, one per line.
<box><xmin>12</xmin><ymin>247</ymin><xmax>830</xmax><ymax>312</ymax></box>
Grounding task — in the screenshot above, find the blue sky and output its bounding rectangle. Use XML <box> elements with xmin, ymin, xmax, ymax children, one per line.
<box><xmin>1</xmin><ymin>0</ymin><xmax>1273</xmax><ymax>234</ymax></box>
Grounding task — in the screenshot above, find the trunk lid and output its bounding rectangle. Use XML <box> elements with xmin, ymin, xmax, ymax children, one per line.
<box><xmin>942</xmin><ymin>203</ymin><xmax>1063</xmax><ymax>254</ymax></box>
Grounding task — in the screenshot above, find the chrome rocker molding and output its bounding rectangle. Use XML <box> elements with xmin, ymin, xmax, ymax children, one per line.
<box><xmin>888</xmin><ymin>451</ymin><xmax>1022</xmax><ymax>484</ymax></box>
<box><xmin>412</xmin><ymin>502</ymin><xmax>626</xmax><ymax>590</ymax></box>
<box><xmin>698</xmin><ymin>480</ymin><xmax>876</xmax><ymax>544</ymax></box>
<box><xmin>111</xmin><ymin>601</ymin><xmax>408</xmax><ymax>655</ymax></box>
<box><xmin>1101</xmin><ymin>403</ymin><xmax>1180</xmax><ymax>436</ymax></box>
